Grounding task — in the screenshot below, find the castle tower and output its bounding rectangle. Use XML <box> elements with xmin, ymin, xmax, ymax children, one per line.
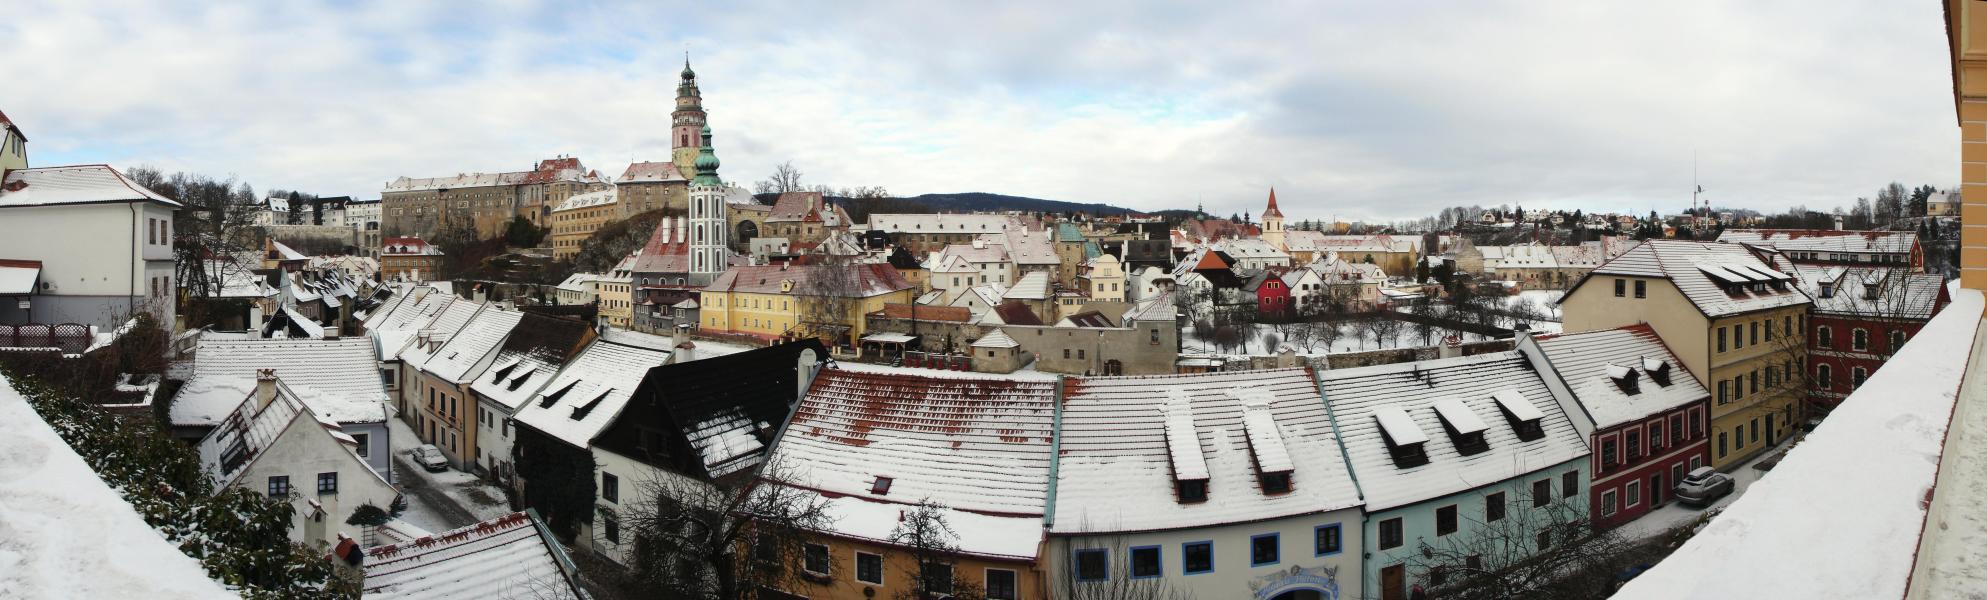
<box><xmin>688</xmin><ymin>125</ymin><xmax>729</xmax><ymax>285</ymax></box>
<box><xmin>671</xmin><ymin>57</ymin><xmax>707</xmax><ymax>178</ymax></box>
<box><xmin>1262</xmin><ymin>187</ymin><xmax>1286</xmax><ymax>251</ymax></box>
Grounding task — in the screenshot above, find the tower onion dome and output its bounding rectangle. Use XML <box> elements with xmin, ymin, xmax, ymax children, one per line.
<box><xmin>681</xmin><ymin>58</ymin><xmax>695</xmax><ymax>80</ymax></box>
<box><xmin>693</xmin><ymin>126</ymin><xmax>721</xmax><ymax>185</ymax></box>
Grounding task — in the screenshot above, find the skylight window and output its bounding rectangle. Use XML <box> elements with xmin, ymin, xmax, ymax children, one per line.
<box><xmin>871</xmin><ymin>476</ymin><xmax>893</xmax><ymax>495</ymax></box>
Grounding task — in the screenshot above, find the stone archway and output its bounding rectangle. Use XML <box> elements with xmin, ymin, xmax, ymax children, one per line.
<box><xmin>737</xmin><ymin>220</ymin><xmax>760</xmax><ymax>242</ymax></box>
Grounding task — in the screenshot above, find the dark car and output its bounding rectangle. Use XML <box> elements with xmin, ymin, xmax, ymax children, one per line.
<box><xmin>1673</xmin><ymin>466</ymin><xmax>1735</xmax><ymax>507</ymax></box>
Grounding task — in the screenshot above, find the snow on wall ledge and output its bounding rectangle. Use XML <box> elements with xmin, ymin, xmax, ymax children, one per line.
<box><xmin>1613</xmin><ymin>284</ymin><xmax>1984</xmax><ymax>600</ymax></box>
<box><xmin>0</xmin><ymin>375</ymin><xmax>237</xmax><ymax>599</ymax></box>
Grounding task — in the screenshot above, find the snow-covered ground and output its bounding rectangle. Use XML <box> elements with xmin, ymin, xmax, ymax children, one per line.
<box><xmin>1613</xmin><ymin>435</ymin><xmax>1796</xmax><ymax>541</ymax></box>
<box><xmin>386</xmin><ymin>416</ymin><xmax>511</xmax><ymax>533</ymax></box>
<box><xmin>1184</xmin><ymin>321</ymin><xmax>1507</xmax><ymax>354</ymax></box>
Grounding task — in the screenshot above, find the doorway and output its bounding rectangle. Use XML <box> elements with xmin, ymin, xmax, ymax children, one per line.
<box><xmin>1381</xmin><ymin>564</ymin><xmax>1406</xmax><ymax>600</ymax></box>
<box><xmin>1767</xmin><ymin>414</ymin><xmax>1777</xmax><ymax>446</ymax></box>
<box><xmin>1651</xmin><ymin>473</ymin><xmax>1663</xmax><ymax>506</ymax></box>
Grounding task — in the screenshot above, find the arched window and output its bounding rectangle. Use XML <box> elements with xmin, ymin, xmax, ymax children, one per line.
<box><xmin>1852</xmin><ymin>329</ymin><xmax>1869</xmax><ymax>352</ymax></box>
<box><xmin>1889</xmin><ymin>330</ymin><xmax>1907</xmax><ymax>353</ymax></box>
<box><xmin>1816</xmin><ymin>364</ymin><xmax>1831</xmax><ymax>390</ymax></box>
<box><xmin>1852</xmin><ymin>367</ymin><xmax>1868</xmax><ymax>389</ymax></box>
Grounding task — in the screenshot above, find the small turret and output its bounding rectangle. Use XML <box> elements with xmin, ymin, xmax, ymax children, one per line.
<box><xmin>693</xmin><ymin>126</ymin><xmax>722</xmax><ymax>186</ymax></box>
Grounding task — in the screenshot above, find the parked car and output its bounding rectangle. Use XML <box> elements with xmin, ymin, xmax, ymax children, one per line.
<box><xmin>1673</xmin><ymin>466</ymin><xmax>1735</xmax><ymax>507</ymax></box>
<box><xmin>410</xmin><ymin>445</ymin><xmax>449</xmax><ymax>472</ymax></box>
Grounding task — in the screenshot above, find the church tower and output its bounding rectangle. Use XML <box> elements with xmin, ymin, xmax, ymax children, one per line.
<box><xmin>688</xmin><ymin>126</ymin><xmax>729</xmax><ymax>285</ymax></box>
<box><xmin>1262</xmin><ymin>187</ymin><xmax>1286</xmax><ymax>251</ymax></box>
<box><xmin>671</xmin><ymin>57</ymin><xmax>707</xmax><ymax>178</ymax></box>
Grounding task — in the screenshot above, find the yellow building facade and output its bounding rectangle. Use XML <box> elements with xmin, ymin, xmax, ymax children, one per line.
<box><xmin>699</xmin><ymin>264</ymin><xmax>915</xmax><ymax>344</ymax></box>
<box><xmin>1948</xmin><ymin>0</ymin><xmax>1987</xmax><ymax>290</ymax></box>
<box><xmin>550</xmin><ymin>189</ymin><xmax>619</xmax><ymax>261</ymax></box>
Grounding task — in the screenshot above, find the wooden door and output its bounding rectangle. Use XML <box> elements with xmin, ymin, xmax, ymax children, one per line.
<box><xmin>1381</xmin><ymin>564</ymin><xmax>1407</xmax><ymax>600</ymax></box>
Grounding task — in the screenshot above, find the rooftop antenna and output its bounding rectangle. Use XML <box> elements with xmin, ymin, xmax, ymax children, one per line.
<box><xmin>1692</xmin><ymin>151</ymin><xmax>1707</xmax><ymax>230</ymax></box>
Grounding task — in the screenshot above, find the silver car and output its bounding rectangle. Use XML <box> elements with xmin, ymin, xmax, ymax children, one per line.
<box><xmin>410</xmin><ymin>444</ymin><xmax>449</xmax><ymax>472</ymax></box>
<box><xmin>1673</xmin><ymin>466</ymin><xmax>1734</xmax><ymax>507</ymax></box>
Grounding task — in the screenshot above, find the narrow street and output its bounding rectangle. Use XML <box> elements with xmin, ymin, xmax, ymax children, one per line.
<box><xmin>391</xmin><ymin>452</ymin><xmax>479</xmax><ymax>531</ymax></box>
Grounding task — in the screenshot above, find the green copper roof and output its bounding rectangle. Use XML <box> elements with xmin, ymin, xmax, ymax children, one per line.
<box><xmin>693</xmin><ymin>127</ymin><xmax>722</xmax><ymax>185</ymax></box>
<box><xmin>1056</xmin><ymin>222</ymin><xmax>1085</xmax><ymax>242</ymax></box>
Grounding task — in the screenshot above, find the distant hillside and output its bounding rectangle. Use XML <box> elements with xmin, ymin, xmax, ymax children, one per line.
<box><xmin>896</xmin><ymin>192</ymin><xmax>1143</xmax><ymax>216</ymax></box>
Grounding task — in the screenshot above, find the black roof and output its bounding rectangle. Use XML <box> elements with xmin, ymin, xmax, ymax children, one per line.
<box><xmin>596</xmin><ymin>339</ymin><xmax>828</xmax><ymax>480</ymax></box>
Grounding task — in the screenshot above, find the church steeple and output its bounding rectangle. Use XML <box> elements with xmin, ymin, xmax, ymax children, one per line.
<box><xmin>693</xmin><ymin>126</ymin><xmax>722</xmax><ymax>186</ymax></box>
<box><xmin>1261</xmin><ymin>187</ymin><xmax>1287</xmax><ymax>252</ymax></box>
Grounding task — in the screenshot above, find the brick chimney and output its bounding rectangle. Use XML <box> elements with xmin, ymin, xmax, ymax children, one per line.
<box><xmin>255</xmin><ymin>368</ymin><xmax>279</xmax><ymax>408</ymax></box>
<box><xmin>672</xmin><ymin>323</ymin><xmax>695</xmax><ymax>363</ymax></box>
<box><xmin>1439</xmin><ymin>334</ymin><xmax>1464</xmax><ymax>359</ymax></box>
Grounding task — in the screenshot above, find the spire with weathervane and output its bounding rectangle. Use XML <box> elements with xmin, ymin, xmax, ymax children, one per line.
<box><xmin>1262</xmin><ymin>187</ymin><xmax>1287</xmax><ymax>251</ymax></box>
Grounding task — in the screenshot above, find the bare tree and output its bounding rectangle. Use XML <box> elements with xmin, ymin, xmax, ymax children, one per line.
<box><xmin>889</xmin><ymin>499</ymin><xmax>984</xmax><ymax>600</ymax></box>
<box><xmin>1368</xmin><ymin>314</ymin><xmax>1405</xmax><ymax>349</ymax></box>
<box><xmin>794</xmin><ymin>256</ymin><xmax>866</xmax><ymax>351</ymax></box>
<box><xmin>1398</xmin><ymin>496</ymin><xmax>1651</xmax><ymax>600</ymax></box>
<box><xmin>754</xmin><ymin>161</ymin><xmax>807</xmax><ymax>195</ymax></box>
<box><xmin>1410</xmin><ymin>300</ymin><xmax>1441</xmax><ymax>347</ymax></box>
<box><xmin>1050</xmin><ymin>533</ymin><xmax>1198</xmax><ymax>600</ymax></box>
<box><xmin>619</xmin><ymin>464</ymin><xmax>834</xmax><ymax>600</ymax></box>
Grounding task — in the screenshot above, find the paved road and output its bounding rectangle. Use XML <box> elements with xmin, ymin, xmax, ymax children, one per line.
<box><xmin>393</xmin><ymin>452</ymin><xmax>478</xmax><ymax>530</ymax></box>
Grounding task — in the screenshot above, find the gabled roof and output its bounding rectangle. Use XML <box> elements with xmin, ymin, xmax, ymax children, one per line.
<box><xmin>382</xmin><ymin>237</ymin><xmax>442</xmax><ymax>256</ymax></box>
<box><xmin>972</xmin><ymin>328</ymin><xmax>1019</xmax><ymax>348</ymax></box>
<box><xmin>1793</xmin><ymin>265</ymin><xmax>1947</xmax><ymax>320</ymax></box>
<box><xmin>1053</xmin><ymin>369</ymin><xmax>1361</xmax><ymax>533</ymax></box>
<box><xmin>421</xmin><ymin>309</ymin><xmax>524</xmax><ymax>384</ymax></box>
<box><xmin>0</xmin><ymin>259</ymin><xmax>42</xmax><ymax>294</ymax></box>
<box><xmin>0</xmin><ymin>164</ymin><xmax>180</xmax><ymax>209</ymax></box>
<box><xmin>767</xmin><ymin>191</ymin><xmax>826</xmax><ymax>222</ymax></box>
<box><xmin>1322</xmin><ymin>351</ymin><xmax>1588</xmax><ymax>511</ymax></box>
<box><xmin>631</xmin><ymin>217</ymin><xmax>691</xmax><ymax>275</ymax></box>
<box><xmin>195</xmin><ymin>376</ymin><xmax>391</xmax><ymax>491</ymax></box>
<box><xmin>470</xmin><ymin>313</ymin><xmax>595</xmax><ymax>411</ymax></box>
<box><xmin>1535</xmin><ymin>326</ymin><xmax>1710</xmax><ymax>429</ymax></box>
<box><xmin>618</xmin><ymin>160</ymin><xmax>687</xmax><ymax>183</ymax></box>
<box><xmin>512</xmin><ymin>339</ymin><xmax>672</xmax><ymax>448</ymax></box>
<box><xmin>551</xmin><ymin>189</ymin><xmax>615</xmax><ymax>213</ymax></box>
<box><xmin>1058</xmin><ymin>310</ymin><xmax>1114</xmax><ymax>328</ymax></box>
<box><xmin>396</xmin><ymin>299</ymin><xmax>485</xmax><ymax>369</ymax></box>
<box><xmin>767</xmin><ymin>366</ymin><xmax>1057</xmax><ymax>559</ymax></box>
<box><xmin>362</xmin><ymin>511</ymin><xmax>583</xmax><ymax>599</ymax></box>
<box><xmin>1574</xmin><ymin>240</ymin><xmax>1811</xmax><ymax>318</ymax></box>
<box><xmin>173</xmin><ymin>337</ymin><xmax>389</xmax><ymax>427</ymax></box>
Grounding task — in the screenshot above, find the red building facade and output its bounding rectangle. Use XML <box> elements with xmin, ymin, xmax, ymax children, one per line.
<box><xmin>1587</xmin><ymin>401</ymin><xmax>1712</xmax><ymax>529</ymax></box>
<box><xmin>1797</xmin><ymin>266</ymin><xmax>1949</xmax><ymax>412</ymax></box>
<box><xmin>1255</xmin><ymin>275</ymin><xmax>1292</xmax><ymax>316</ymax></box>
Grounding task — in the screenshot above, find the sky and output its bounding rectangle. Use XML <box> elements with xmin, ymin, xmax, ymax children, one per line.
<box><xmin>0</xmin><ymin>1</ymin><xmax>1961</xmax><ymax>224</ymax></box>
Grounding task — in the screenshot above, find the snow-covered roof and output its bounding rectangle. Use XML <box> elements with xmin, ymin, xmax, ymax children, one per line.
<box><xmin>0</xmin><ymin>375</ymin><xmax>236</xmax><ymax>599</ymax></box>
<box><xmin>1322</xmin><ymin>351</ymin><xmax>1588</xmax><ymax>511</ymax></box>
<box><xmin>362</xmin><ymin>511</ymin><xmax>582</xmax><ymax>599</ymax></box>
<box><xmin>1053</xmin><ymin>369</ymin><xmax>1361</xmax><ymax>534</ymax></box>
<box><xmin>1613</xmin><ymin>285</ymin><xmax>1983</xmax><ymax>600</ymax></box>
<box><xmin>1793</xmin><ymin>265</ymin><xmax>1947</xmax><ymax>320</ymax></box>
<box><xmin>984</xmin><ymin>226</ymin><xmax>1060</xmax><ymax>266</ymax></box>
<box><xmin>554</xmin><ymin>272</ymin><xmax>599</xmax><ymax>292</ymax></box>
<box><xmin>702</xmin><ymin>263</ymin><xmax>914</xmax><ymax>298</ymax></box>
<box><xmin>971</xmin><ymin>328</ymin><xmax>1019</xmax><ymax>348</ymax></box>
<box><xmin>551</xmin><ymin>189</ymin><xmax>615</xmax><ymax>212</ymax></box>
<box><xmin>1120</xmin><ymin>290</ymin><xmax>1176</xmax><ymax>323</ymax></box>
<box><xmin>511</xmin><ymin>339</ymin><xmax>672</xmax><ymax>448</ymax></box>
<box><xmin>1535</xmin><ymin>326</ymin><xmax>1710</xmax><ymax>429</ymax></box>
<box><xmin>419</xmin><ymin>308</ymin><xmax>523</xmax><ymax>384</ymax></box>
<box><xmin>395</xmin><ymin>299</ymin><xmax>484</xmax><ymax>369</ymax></box>
<box><xmin>1716</xmin><ymin>229</ymin><xmax>1919</xmax><ymax>255</ymax></box>
<box><xmin>1004</xmin><ymin>271</ymin><xmax>1052</xmax><ymax>300</ymax></box>
<box><xmin>617</xmin><ymin>160</ymin><xmax>686</xmax><ymax>183</ymax></box>
<box><xmin>1221</xmin><ymin>237</ymin><xmax>1290</xmax><ymax>260</ymax></box>
<box><xmin>0</xmin><ymin>164</ymin><xmax>181</xmax><ymax>209</ymax></box>
<box><xmin>195</xmin><ymin>375</ymin><xmax>389</xmax><ymax>491</ymax></box>
<box><xmin>0</xmin><ymin>259</ymin><xmax>41</xmax><ymax>294</ymax></box>
<box><xmin>173</xmin><ymin>337</ymin><xmax>389</xmax><ymax>427</ymax></box>
<box><xmin>269</xmin><ymin>239</ymin><xmax>307</xmax><ymax>261</ymax></box>
<box><xmin>1580</xmin><ymin>240</ymin><xmax>1811</xmax><ymax>318</ymax></box>
<box><xmin>768</xmin><ymin>367</ymin><xmax>1057</xmax><ymax>557</ymax></box>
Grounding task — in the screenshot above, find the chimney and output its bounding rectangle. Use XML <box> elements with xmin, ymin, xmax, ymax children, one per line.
<box><xmin>672</xmin><ymin>324</ymin><xmax>695</xmax><ymax>363</ymax></box>
<box><xmin>1439</xmin><ymin>334</ymin><xmax>1464</xmax><ymax>359</ymax></box>
<box><xmin>255</xmin><ymin>369</ymin><xmax>279</xmax><ymax>408</ymax></box>
<box><xmin>323</xmin><ymin>325</ymin><xmax>340</xmax><ymax>340</ymax></box>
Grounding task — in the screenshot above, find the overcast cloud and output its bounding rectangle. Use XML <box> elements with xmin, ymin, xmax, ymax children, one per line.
<box><xmin>0</xmin><ymin>0</ymin><xmax>1958</xmax><ymax>223</ymax></box>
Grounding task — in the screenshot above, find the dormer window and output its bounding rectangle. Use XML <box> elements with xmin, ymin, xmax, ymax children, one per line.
<box><xmin>1260</xmin><ymin>472</ymin><xmax>1292</xmax><ymax>495</ymax></box>
<box><xmin>1607</xmin><ymin>363</ymin><xmax>1640</xmax><ymax>395</ymax></box>
<box><xmin>538</xmin><ymin>379</ymin><xmax>579</xmax><ymax>408</ymax></box>
<box><xmin>1374</xmin><ymin>406</ymin><xmax>1430</xmax><ymax>468</ymax></box>
<box><xmin>1641</xmin><ymin>357</ymin><xmax>1672</xmax><ymax>387</ymax></box>
<box><xmin>1432</xmin><ymin>398</ymin><xmax>1490</xmax><ymax>456</ymax></box>
<box><xmin>1177</xmin><ymin>479</ymin><xmax>1208</xmax><ymax>503</ymax></box>
<box><xmin>870</xmin><ymin>476</ymin><xmax>893</xmax><ymax>495</ymax></box>
<box><xmin>1492</xmin><ymin>390</ymin><xmax>1547</xmax><ymax>442</ymax></box>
